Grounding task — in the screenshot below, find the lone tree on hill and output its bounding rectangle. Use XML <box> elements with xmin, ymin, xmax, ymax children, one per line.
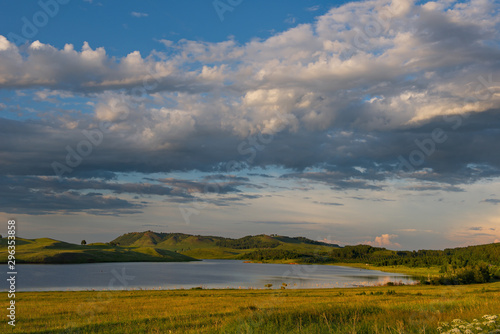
<box><xmin>81</xmin><ymin>240</ymin><xmax>87</xmax><ymax>245</ymax></box>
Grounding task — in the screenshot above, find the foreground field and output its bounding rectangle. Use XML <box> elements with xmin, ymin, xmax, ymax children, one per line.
<box><xmin>4</xmin><ymin>282</ymin><xmax>499</xmax><ymax>333</ymax></box>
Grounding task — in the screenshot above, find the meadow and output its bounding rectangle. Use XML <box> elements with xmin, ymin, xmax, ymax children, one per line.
<box><xmin>3</xmin><ymin>282</ymin><xmax>499</xmax><ymax>333</ymax></box>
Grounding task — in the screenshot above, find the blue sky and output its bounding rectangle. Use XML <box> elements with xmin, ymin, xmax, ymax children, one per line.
<box><xmin>1</xmin><ymin>0</ymin><xmax>355</xmax><ymax>56</ymax></box>
<box><xmin>0</xmin><ymin>0</ymin><xmax>500</xmax><ymax>250</ymax></box>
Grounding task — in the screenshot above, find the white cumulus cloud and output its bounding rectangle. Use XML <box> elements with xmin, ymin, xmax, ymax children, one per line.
<box><xmin>364</xmin><ymin>234</ymin><xmax>402</xmax><ymax>248</ymax></box>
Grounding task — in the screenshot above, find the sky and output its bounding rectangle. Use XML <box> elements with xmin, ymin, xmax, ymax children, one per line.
<box><xmin>0</xmin><ymin>0</ymin><xmax>499</xmax><ymax>250</ymax></box>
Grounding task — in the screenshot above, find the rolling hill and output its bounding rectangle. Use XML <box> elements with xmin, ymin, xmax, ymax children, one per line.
<box><xmin>110</xmin><ymin>231</ymin><xmax>340</xmax><ymax>259</ymax></box>
<box><xmin>0</xmin><ymin>231</ymin><xmax>340</xmax><ymax>264</ymax></box>
<box><xmin>0</xmin><ymin>237</ymin><xmax>197</xmax><ymax>264</ymax></box>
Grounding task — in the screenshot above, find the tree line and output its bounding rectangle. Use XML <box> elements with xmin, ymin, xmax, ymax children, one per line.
<box><xmin>241</xmin><ymin>243</ymin><xmax>500</xmax><ymax>284</ymax></box>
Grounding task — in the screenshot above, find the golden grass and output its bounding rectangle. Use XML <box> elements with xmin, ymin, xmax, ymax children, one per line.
<box><xmin>3</xmin><ymin>282</ymin><xmax>499</xmax><ymax>333</ymax></box>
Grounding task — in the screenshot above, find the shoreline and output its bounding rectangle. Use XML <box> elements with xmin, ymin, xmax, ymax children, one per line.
<box><xmin>0</xmin><ymin>280</ymin><xmax>420</xmax><ymax>293</ymax></box>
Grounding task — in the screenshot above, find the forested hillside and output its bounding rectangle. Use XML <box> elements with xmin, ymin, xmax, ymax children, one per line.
<box><xmin>242</xmin><ymin>243</ymin><xmax>500</xmax><ymax>266</ymax></box>
<box><xmin>242</xmin><ymin>242</ymin><xmax>500</xmax><ymax>284</ymax></box>
<box><xmin>329</xmin><ymin>243</ymin><xmax>500</xmax><ymax>267</ymax></box>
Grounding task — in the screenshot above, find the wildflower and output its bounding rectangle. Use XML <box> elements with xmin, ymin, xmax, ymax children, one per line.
<box><xmin>437</xmin><ymin>314</ymin><xmax>499</xmax><ymax>334</ymax></box>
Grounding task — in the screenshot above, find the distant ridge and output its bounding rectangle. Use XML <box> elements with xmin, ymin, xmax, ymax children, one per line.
<box><xmin>111</xmin><ymin>231</ymin><xmax>340</xmax><ymax>249</ymax></box>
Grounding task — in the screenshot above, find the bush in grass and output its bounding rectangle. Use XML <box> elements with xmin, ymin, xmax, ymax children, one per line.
<box><xmin>421</xmin><ymin>263</ymin><xmax>493</xmax><ymax>285</ymax></box>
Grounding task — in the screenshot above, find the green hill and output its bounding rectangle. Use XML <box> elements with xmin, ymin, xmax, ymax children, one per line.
<box><xmin>111</xmin><ymin>231</ymin><xmax>340</xmax><ymax>260</ymax></box>
<box><xmin>113</xmin><ymin>231</ymin><xmax>223</xmax><ymax>250</ymax></box>
<box><xmin>0</xmin><ymin>231</ymin><xmax>340</xmax><ymax>264</ymax></box>
<box><xmin>0</xmin><ymin>237</ymin><xmax>197</xmax><ymax>264</ymax></box>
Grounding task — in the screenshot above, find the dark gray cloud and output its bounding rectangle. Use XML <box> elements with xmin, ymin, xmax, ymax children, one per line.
<box><xmin>313</xmin><ymin>201</ymin><xmax>344</xmax><ymax>206</ymax></box>
<box><xmin>481</xmin><ymin>199</ymin><xmax>500</xmax><ymax>205</ymax></box>
<box><xmin>0</xmin><ymin>173</ymin><xmax>265</xmax><ymax>214</ymax></box>
<box><xmin>280</xmin><ymin>170</ymin><xmax>384</xmax><ymax>191</ymax></box>
<box><xmin>470</xmin><ymin>233</ymin><xmax>497</xmax><ymax>237</ymax></box>
<box><xmin>248</xmin><ymin>221</ymin><xmax>318</xmax><ymax>225</ymax></box>
<box><xmin>165</xmin><ymin>192</ymin><xmax>262</xmax><ymax>207</ymax></box>
<box><xmin>349</xmin><ymin>196</ymin><xmax>395</xmax><ymax>202</ymax></box>
<box><xmin>401</xmin><ymin>185</ymin><xmax>465</xmax><ymax>192</ymax></box>
<box><xmin>158</xmin><ymin>178</ymin><xmax>250</xmax><ymax>194</ymax></box>
<box><xmin>207</xmin><ymin>194</ymin><xmax>263</xmax><ymax>207</ymax></box>
<box><xmin>0</xmin><ymin>175</ymin><xmax>181</xmax><ymax>197</ymax></box>
<box><xmin>203</xmin><ymin>174</ymin><xmax>250</xmax><ymax>182</ymax></box>
<box><xmin>247</xmin><ymin>173</ymin><xmax>274</xmax><ymax>178</ymax></box>
<box><xmin>1</xmin><ymin>109</ymin><xmax>500</xmax><ymax>190</ymax></box>
<box><xmin>0</xmin><ymin>186</ymin><xmax>143</xmax><ymax>216</ymax></box>
<box><xmin>0</xmin><ymin>175</ymin><xmax>181</xmax><ymax>215</ymax></box>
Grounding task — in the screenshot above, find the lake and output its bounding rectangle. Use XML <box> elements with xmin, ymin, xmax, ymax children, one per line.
<box><xmin>6</xmin><ymin>260</ymin><xmax>416</xmax><ymax>291</ymax></box>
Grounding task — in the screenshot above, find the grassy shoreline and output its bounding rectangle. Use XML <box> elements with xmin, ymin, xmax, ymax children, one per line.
<box><xmin>328</xmin><ymin>262</ymin><xmax>442</xmax><ymax>277</ymax></box>
<box><xmin>4</xmin><ymin>282</ymin><xmax>499</xmax><ymax>333</ymax></box>
<box><xmin>239</xmin><ymin>259</ymin><xmax>442</xmax><ymax>278</ymax></box>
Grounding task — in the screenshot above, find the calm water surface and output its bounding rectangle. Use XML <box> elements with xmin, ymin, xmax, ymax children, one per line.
<box><xmin>6</xmin><ymin>260</ymin><xmax>416</xmax><ymax>291</ymax></box>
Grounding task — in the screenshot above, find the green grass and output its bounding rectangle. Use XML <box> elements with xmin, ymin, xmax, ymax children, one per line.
<box><xmin>330</xmin><ymin>263</ymin><xmax>442</xmax><ymax>277</ymax></box>
<box><xmin>3</xmin><ymin>282</ymin><xmax>499</xmax><ymax>333</ymax></box>
<box><xmin>112</xmin><ymin>231</ymin><xmax>338</xmax><ymax>254</ymax></box>
<box><xmin>180</xmin><ymin>247</ymin><xmax>242</xmax><ymax>259</ymax></box>
<box><xmin>179</xmin><ymin>244</ymin><xmax>335</xmax><ymax>261</ymax></box>
<box><xmin>0</xmin><ymin>237</ymin><xmax>197</xmax><ymax>264</ymax></box>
